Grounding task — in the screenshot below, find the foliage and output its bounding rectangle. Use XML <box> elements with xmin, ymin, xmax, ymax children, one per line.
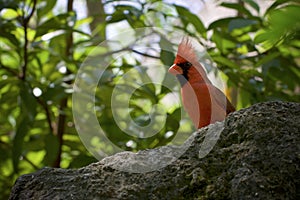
<box><xmin>209</xmin><ymin>0</ymin><xmax>300</xmax><ymax>107</ymax></box>
<box><xmin>0</xmin><ymin>0</ymin><xmax>299</xmax><ymax>198</ymax></box>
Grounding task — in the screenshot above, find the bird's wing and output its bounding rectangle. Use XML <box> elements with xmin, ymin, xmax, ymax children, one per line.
<box><xmin>208</xmin><ymin>84</ymin><xmax>235</xmax><ymax>114</ymax></box>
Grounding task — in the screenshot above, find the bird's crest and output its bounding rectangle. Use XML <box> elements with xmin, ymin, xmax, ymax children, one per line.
<box><xmin>175</xmin><ymin>37</ymin><xmax>209</xmax><ymax>80</ymax></box>
<box><xmin>176</xmin><ymin>37</ymin><xmax>199</xmax><ymax>65</ymax></box>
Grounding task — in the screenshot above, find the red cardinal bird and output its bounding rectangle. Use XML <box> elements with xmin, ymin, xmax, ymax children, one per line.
<box><xmin>168</xmin><ymin>38</ymin><xmax>235</xmax><ymax>128</ymax></box>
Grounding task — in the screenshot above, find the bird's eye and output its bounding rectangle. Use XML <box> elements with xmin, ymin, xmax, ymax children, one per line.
<box><xmin>177</xmin><ymin>62</ymin><xmax>192</xmax><ymax>68</ymax></box>
<box><xmin>185</xmin><ymin>62</ymin><xmax>192</xmax><ymax>67</ymax></box>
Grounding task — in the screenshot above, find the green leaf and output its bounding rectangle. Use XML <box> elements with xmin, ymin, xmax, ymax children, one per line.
<box><xmin>264</xmin><ymin>0</ymin><xmax>299</xmax><ymax>16</ymax></box>
<box><xmin>1</xmin><ymin>8</ymin><xmax>18</xmax><ymax>19</ymax></box>
<box><xmin>132</xmin><ymin>114</ymin><xmax>151</xmax><ymax>126</ymax></box>
<box><xmin>238</xmin><ymin>88</ymin><xmax>252</xmax><ymax>108</ymax></box>
<box><xmin>12</xmin><ymin>82</ymin><xmax>37</xmax><ymax>172</ymax></box>
<box><xmin>132</xmin><ymin>83</ymin><xmax>158</xmax><ymax>104</ymax></box>
<box><xmin>68</xmin><ymin>154</ymin><xmax>97</xmax><ymax>168</ymax></box>
<box><xmin>228</xmin><ymin>18</ymin><xmax>258</xmax><ymax>32</ymax></box>
<box><xmin>107</xmin><ymin>4</ymin><xmax>144</xmax><ymax>28</ymax></box>
<box><xmin>208</xmin><ymin>17</ymin><xmax>234</xmax><ymax>30</ymax></box>
<box><xmin>212</xmin><ymin>56</ymin><xmax>239</xmax><ymax>69</ymax></box>
<box><xmin>160</xmin><ymin>49</ymin><xmax>175</xmax><ymax>66</ymax></box>
<box><xmin>244</xmin><ymin>0</ymin><xmax>260</xmax><ymax>13</ymax></box>
<box><xmin>0</xmin><ymin>21</ymin><xmax>19</xmax><ymax>47</ymax></box>
<box><xmin>175</xmin><ymin>5</ymin><xmax>207</xmax><ymax>38</ymax></box>
<box><xmin>12</xmin><ymin>116</ymin><xmax>30</xmax><ymax>172</ymax></box>
<box><xmin>37</xmin><ymin>1</ymin><xmax>57</xmax><ymax>19</ymax></box>
<box><xmin>211</xmin><ymin>31</ymin><xmax>236</xmax><ymax>54</ymax></box>
<box><xmin>43</xmin><ymin>83</ymin><xmax>68</xmax><ymax>102</ymax></box>
<box><xmin>115</xmin><ymin>4</ymin><xmax>142</xmax><ymax>18</ymax></box>
<box><xmin>24</xmin><ymin>134</ymin><xmax>44</xmax><ymax>151</ymax></box>
<box><xmin>0</xmin><ymin>0</ymin><xmax>18</xmax><ymax>11</ymax></box>
<box><xmin>107</xmin><ymin>11</ymin><xmax>126</xmax><ymax>23</ymax></box>
<box><xmin>159</xmin><ymin>36</ymin><xmax>175</xmax><ymax>66</ymax></box>
<box><xmin>159</xmin><ymin>85</ymin><xmax>172</xmax><ymax>98</ymax></box>
<box><xmin>19</xmin><ymin>82</ymin><xmax>37</xmax><ymax>121</ymax></box>
<box><xmin>220</xmin><ymin>2</ymin><xmax>253</xmax><ymax>18</ymax></box>
<box><xmin>255</xmin><ymin>5</ymin><xmax>300</xmax><ymax>52</ymax></box>
<box><xmin>165</xmin><ymin>108</ymin><xmax>180</xmax><ymax>132</ymax></box>
<box><xmin>43</xmin><ymin>133</ymin><xmax>59</xmax><ymax>166</ymax></box>
<box><xmin>35</xmin><ymin>12</ymin><xmax>77</xmax><ymax>38</ymax></box>
<box><xmin>255</xmin><ymin>52</ymin><xmax>280</xmax><ymax>68</ymax></box>
<box><xmin>269</xmin><ymin>5</ymin><xmax>300</xmax><ymax>34</ymax></box>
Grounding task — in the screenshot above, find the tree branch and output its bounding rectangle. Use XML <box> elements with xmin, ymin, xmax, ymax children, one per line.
<box><xmin>86</xmin><ymin>0</ymin><xmax>106</xmax><ymax>41</ymax></box>
<box><xmin>22</xmin><ymin>154</ymin><xmax>39</xmax><ymax>171</ymax></box>
<box><xmin>53</xmin><ymin>0</ymin><xmax>74</xmax><ymax>168</ymax></box>
<box><xmin>0</xmin><ymin>62</ymin><xmax>19</xmax><ymax>76</ymax></box>
<box><xmin>36</xmin><ymin>97</ymin><xmax>54</xmax><ymax>134</ymax></box>
<box><xmin>20</xmin><ymin>0</ymin><xmax>37</xmax><ymax>81</ymax></box>
<box><xmin>98</xmin><ymin>46</ymin><xmax>160</xmax><ymax>60</ymax></box>
<box><xmin>131</xmin><ymin>49</ymin><xmax>160</xmax><ymax>59</ymax></box>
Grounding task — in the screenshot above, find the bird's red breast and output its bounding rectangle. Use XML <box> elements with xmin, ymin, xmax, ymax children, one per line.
<box><xmin>168</xmin><ymin>38</ymin><xmax>235</xmax><ymax>129</ymax></box>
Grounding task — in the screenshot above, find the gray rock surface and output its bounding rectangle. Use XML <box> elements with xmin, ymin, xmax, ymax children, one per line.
<box><xmin>9</xmin><ymin>101</ymin><xmax>300</xmax><ymax>199</ymax></box>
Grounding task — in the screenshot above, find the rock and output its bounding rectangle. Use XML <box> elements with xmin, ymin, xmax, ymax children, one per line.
<box><xmin>9</xmin><ymin>101</ymin><xmax>300</xmax><ymax>199</ymax></box>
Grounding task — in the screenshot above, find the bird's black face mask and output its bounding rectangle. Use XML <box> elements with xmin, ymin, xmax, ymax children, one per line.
<box><xmin>175</xmin><ymin>61</ymin><xmax>191</xmax><ymax>87</ymax></box>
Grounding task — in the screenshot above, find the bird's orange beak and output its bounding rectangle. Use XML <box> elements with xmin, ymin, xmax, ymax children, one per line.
<box><xmin>168</xmin><ymin>64</ymin><xmax>183</xmax><ymax>75</ymax></box>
